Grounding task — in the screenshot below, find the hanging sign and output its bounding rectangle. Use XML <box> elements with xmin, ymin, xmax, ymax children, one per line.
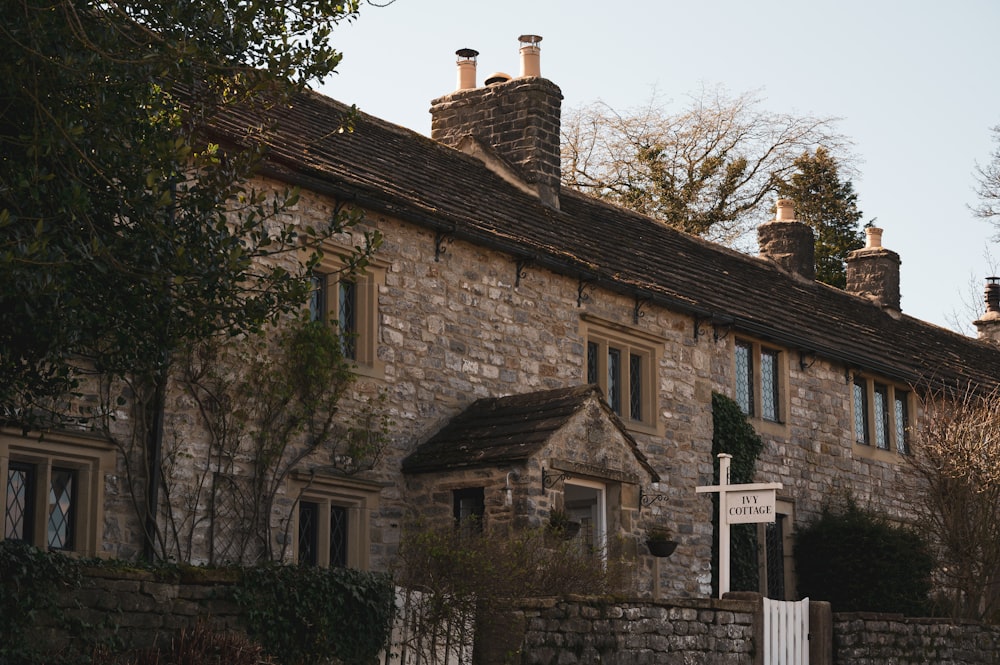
<box><xmin>725</xmin><ymin>488</ymin><xmax>777</xmax><ymax>524</ymax></box>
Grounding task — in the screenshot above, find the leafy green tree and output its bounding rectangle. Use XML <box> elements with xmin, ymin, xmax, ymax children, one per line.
<box><xmin>0</xmin><ymin>0</ymin><xmax>370</xmax><ymax>418</ymax></box>
<box><xmin>777</xmin><ymin>147</ymin><xmax>865</xmax><ymax>288</ymax></box>
<box><xmin>561</xmin><ymin>89</ymin><xmax>850</xmax><ymax>247</ymax></box>
<box><xmin>0</xmin><ymin>0</ymin><xmax>380</xmax><ymax>558</ymax></box>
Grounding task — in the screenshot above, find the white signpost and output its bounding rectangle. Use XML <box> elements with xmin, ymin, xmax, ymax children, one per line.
<box><xmin>696</xmin><ymin>453</ymin><xmax>782</xmax><ymax>598</ymax></box>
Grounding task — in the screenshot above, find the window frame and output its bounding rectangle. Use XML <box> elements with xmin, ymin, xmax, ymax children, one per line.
<box><xmin>734</xmin><ymin>338</ymin><xmax>788</xmax><ymax>427</ymax></box>
<box><xmin>580</xmin><ymin>315</ymin><xmax>661</xmax><ymax>434</ymax></box>
<box><xmin>310</xmin><ymin>247</ymin><xmax>387</xmax><ymax>379</ymax></box>
<box><xmin>290</xmin><ymin>472</ymin><xmax>381</xmax><ymax>570</ymax></box>
<box><xmin>851</xmin><ymin>375</ymin><xmax>912</xmax><ymax>456</ymax></box>
<box><xmin>1</xmin><ymin>429</ymin><xmax>115</xmax><ymax>556</ymax></box>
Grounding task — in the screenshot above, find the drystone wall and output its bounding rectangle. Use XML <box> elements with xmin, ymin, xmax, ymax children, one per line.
<box><xmin>32</xmin><ymin>568</ymin><xmax>241</xmax><ymax>655</ymax></box>
<box><xmin>506</xmin><ymin>596</ymin><xmax>757</xmax><ymax>665</ymax></box>
<box><xmin>834</xmin><ymin>613</ymin><xmax>1000</xmax><ymax>665</ymax></box>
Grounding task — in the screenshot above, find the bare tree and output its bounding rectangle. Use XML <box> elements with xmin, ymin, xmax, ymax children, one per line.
<box><xmin>946</xmin><ymin>246</ymin><xmax>998</xmax><ymax>335</ymax></box>
<box><xmin>907</xmin><ymin>385</ymin><xmax>1000</xmax><ymax>622</ymax></box>
<box><xmin>561</xmin><ymin>87</ymin><xmax>851</xmax><ymax>247</ymax></box>
<box><xmin>973</xmin><ymin>125</ymin><xmax>1000</xmax><ymax>223</ymax></box>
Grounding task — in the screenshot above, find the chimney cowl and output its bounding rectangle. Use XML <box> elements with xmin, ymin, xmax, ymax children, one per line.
<box><xmin>485</xmin><ymin>72</ymin><xmax>513</xmax><ymax>86</ymax></box>
<box><xmin>455</xmin><ymin>48</ymin><xmax>479</xmax><ymax>91</ymax></box>
<box><xmin>518</xmin><ymin>34</ymin><xmax>542</xmax><ymax>78</ymax></box>
<box><xmin>775</xmin><ymin>198</ymin><xmax>795</xmax><ymax>222</ymax></box>
<box><xmin>974</xmin><ymin>277</ymin><xmax>1000</xmax><ymax>344</ymax></box>
<box><xmin>865</xmin><ymin>226</ymin><xmax>883</xmax><ymax>249</ymax></box>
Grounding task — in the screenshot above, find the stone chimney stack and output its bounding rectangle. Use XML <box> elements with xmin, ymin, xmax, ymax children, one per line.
<box><xmin>430</xmin><ymin>35</ymin><xmax>563</xmax><ymax>209</ymax></box>
<box><xmin>845</xmin><ymin>227</ymin><xmax>901</xmax><ymax>312</ymax></box>
<box><xmin>974</xmin><ymin>277</ymin><xmax>1000</xmax><ymax>344</ymax></box>
<box><xmin>757</xmin><ymin>199</ymin><xmax>816</xmax><ymax>281</ymax></box>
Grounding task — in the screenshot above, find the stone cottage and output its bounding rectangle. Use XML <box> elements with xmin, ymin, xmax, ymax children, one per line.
<box><xmin>5</xmin><ymin>35</ymin><xmax>1000</xmax><ymax>600</ymax></box>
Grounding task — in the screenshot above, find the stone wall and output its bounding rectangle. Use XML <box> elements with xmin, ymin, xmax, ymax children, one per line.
<box><xmin>834</xmin><ymin>613</ymin><xmax>1000</xmax><ymax>665</ymax></box>
<box><xmin>39</xmin><ymin>568</ymin><xmax>242</xmax><ymax>654</ymax></box>
<box><xmin>507</xmin><ymin>596</ymin><xmax>757</xmax><ymax>665</ymax></box>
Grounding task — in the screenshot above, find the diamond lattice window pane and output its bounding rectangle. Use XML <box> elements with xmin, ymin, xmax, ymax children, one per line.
<box><xmin>761</xmin><ymin>350</ymin><xmax>779</xmax><ymax>422</ymax></box>
<box><xmin>339</xmin><ymin>281</ymin><xmax>357</xmax><ymax>360</ymax></box>
<box><xmin>874</xmin><ymin>386</ymin><xmax>889</xmax><ymax>450</ymax></box>
<box><xmin>895</xmin><ymin>394</ymin><xmax>909</xmax><ymax>454</ymax></box>
<box><xmin>735</xmin><ymin>343</ymin><xmax>753</xmax><ymax>416</ymax></box>
<box><xmin>854</xmin><ymin>381</ymin><xmax>868</xmax><ymax>444</ymax></box>
<box><xmin>5</xmin><ymin>465</ymin><xmax>33</xmax><ymax>541</ymax></box>
<box><xmin>629</xmin><ymin>353</ymin><xmax>642</xmax><ymax>421</ymax></box>
<box><xmin>330</xmin><ymin>506</ymin><xmax>348</xmax><ymax>568</ymax></box>
<box><xmin>607</xmin><ymin>347</ymin><xmax>621</xmax><ymax>416</ymax></box>
<box><xmin>47</xmin><ymin>468</ymin><xmax>75</xmax><ymax>550</ymax></box>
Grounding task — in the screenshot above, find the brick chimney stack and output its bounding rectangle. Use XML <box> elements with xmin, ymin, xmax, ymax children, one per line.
<box><xmin>430</xmin><ymin>36</ymin><xmax>563</xmax><ymax>209</ymax></box>
<box><xmin>845</xmin><ymin>227</ymin><xmax>901</xmax><ymax>313</ymax></box>
<box><xmin>757</xmin><ymin>199</ymin><xmax>816</xmax><ymax>281</ymax></box>
<box><xmin>974</xmin><ymin>277</ymin><xmax>1000</xmax><ymax>344</ymax></box>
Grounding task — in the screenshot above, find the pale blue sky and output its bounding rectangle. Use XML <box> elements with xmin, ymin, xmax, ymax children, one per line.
<box><xmin>317</xmin><ymin>0</ymin><xmax>1000</xmax><ymax>333</ymax></box>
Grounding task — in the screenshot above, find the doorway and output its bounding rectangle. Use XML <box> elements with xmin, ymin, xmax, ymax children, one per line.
<box><xmin>564</xmin><ymin>479</ymin><xmax>607</xmax><ymax>558</ymax></box>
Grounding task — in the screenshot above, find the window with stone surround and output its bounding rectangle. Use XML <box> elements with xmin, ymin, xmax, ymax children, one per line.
<box><xmin>734</xmin><ymin>338</ymin><xmax>785</xmax><ymax>424</ymax></box>
<box><xmin>1</xmin><ymin>430</ymin><xmax>115</xmax><ymax>555</ymax></box>
<box><xmin>309</xmin><ymin>249</ymin><xmax>386</xmax><ymax>379</ymax></box>
<box><xmin>580</xmin><ymin>315</ymin><xmax>660</xmax><ymax>432</ymax></box>
<box><xmin>292</xmin><ymin>472</ymin><xmax>380</xmax><ymax>569</ymax></box>
<box><xmin>853</xmin><ymin>376</ymin><xmax>910</xmax><ymax>454</ymax></box>
<box><xmin>453</xmin><ymin>487</ymin><xmax>485</xmax><ymax>537</ymax></box>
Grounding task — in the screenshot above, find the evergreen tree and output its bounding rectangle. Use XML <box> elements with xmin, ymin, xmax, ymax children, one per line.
<box><xmin>777</xmin><ymin>147</ymin><xmax>865</xmax><ymax>288</ymax></box>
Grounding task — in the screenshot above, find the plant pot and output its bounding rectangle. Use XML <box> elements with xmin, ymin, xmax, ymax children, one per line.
<box><xmin>646</xmin><ymin>539</ymin><xmax>678</xmax><ymax>558</ymax></box>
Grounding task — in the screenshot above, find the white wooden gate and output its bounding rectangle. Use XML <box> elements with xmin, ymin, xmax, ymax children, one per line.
<box><xmin>763</xmin><ymin>597</ymin><xmax>809</xmax><ymax>665</ymax></box>
<box><xmin>379</xmin><ymin>587</ymin><xmax>475</xmax><ymax>665</ymax></box>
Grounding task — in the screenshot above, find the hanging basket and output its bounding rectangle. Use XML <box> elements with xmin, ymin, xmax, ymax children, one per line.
<box><xmin>646</xmin><ymin>539</ymin><xmax>678</xmax><ymax>558</ymax></box>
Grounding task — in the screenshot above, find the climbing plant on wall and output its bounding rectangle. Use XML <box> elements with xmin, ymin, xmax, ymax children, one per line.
<box><xmin>711</xmin><ymin>391</ymin><xmax>765</xmax><ymax>595</ymax></box>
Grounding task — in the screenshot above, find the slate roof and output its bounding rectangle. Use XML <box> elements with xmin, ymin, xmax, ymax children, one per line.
<box><xmin>400</xmin><ymin>385</ymin><xmax>656</xmax><ymax>479</ymax></box>
<box><xmin>205</xmin><ymin>87</ymin><xmax>1000</xmax><ymax>392</ymax></box>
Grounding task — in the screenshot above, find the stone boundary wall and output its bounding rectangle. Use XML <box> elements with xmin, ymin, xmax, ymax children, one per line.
<box><xmin>499</xmin><ymin>596</ymin><xmax>757</xmax><ymax>665</ymax></box>
<box><xmin>44</xmin><ymin>568</ymin><xmax>242</xmax><ymax>653</ymax></box>
<box><xmin>32</xmin><ymin>572</ymin><xmax>1000</xmax><ymax>665</ymax></box>
<box><xmin>834</xmin><ymin>612</ymin><xmax>1000</xmax><ymax>665</ymax></box>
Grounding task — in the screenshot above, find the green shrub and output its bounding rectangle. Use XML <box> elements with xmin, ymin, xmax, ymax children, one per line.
<box><xmin>794</xmin><ymin>499</ymin><xmax>933</xmax><ymax>615</ymax></box>
<box><xmin>234</xmin><ymin>564</ymin><xmax>396</xmax><ymax>665</ymax></box>
<box><xmin>0</xmin><ymin>540</ymin><xmax>82</xmax><ymax>663</ymax></box>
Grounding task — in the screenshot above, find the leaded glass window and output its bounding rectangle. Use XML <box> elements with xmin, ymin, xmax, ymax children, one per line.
<box><xmin>298</xmin><ymin>501</ymin><xmax>319</xmax><ymax>566</ymax></box>
<box><xmin>587</xmin><ymin>342</ymin><xmax>599</xmax><ymax>385</ymax></box>
<box><xmin>607</xmin><ymin>347</ymin><xmax>622</xmax><ymax>416</ymax></box>
<box><xmin>895</xmin><ymin>392</ymin><xmax>910</xmax><ymax>454</ymax></box>
<box><xmin>309</xmin><ymin>273</ymin><xmax>327</xmax><ymax>322</ymax></box>
<box><xmin>582</xmin><ymin>327</ymin><xmax>655</xmax><ymax>428</ymax></box>
<box><xmin>854</xmin><ymin>380</ymin><xmax>869</xmax><ymax>444</ymax></box>
<box><xmin>5</xmin><ymin>462</ymin><xmax>35</xmax><ymax>543</ymax></box>
<box><xmin>629</xmin><ymin>353</ymin><xmax>642</xmax><ymax>421</ymax></box>
<box><xmin>874</xmin><ymin>384</ymin><xmax>890</xmax><ymax>450</ymax></box>
<box><xmin>339</xmin><ymin>280</ymin><xmax>357</xmax><ymax>360</ymax></box>
<box><xmin>735</xmin><ymin>341</ymin><xmax>754</xmax><ymax>416</ymax></box>
<box><xmin>47</xmin><ymin>468</ymin><xmax>75</xmax><ymax>550</ymax></box>
<box><xmin>329</xmin><ymin>506</ymin><xmax>348</xmax><ymax>568</ymax></box>
<box><xmin>761</xmin><ymin>349</ymin><xmax>780</xmax><ymax>422</ymax></box>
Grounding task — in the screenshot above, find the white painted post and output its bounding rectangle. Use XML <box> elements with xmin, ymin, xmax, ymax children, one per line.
<box><xmin>696</xmin><ymin>453</ymin><xmax>780</xmax><ymax>600</ymax></box>
<box><xmin>718</xmin><ymin>453</ymin><xmax>732</xmax><ymax>599</ymax></box>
